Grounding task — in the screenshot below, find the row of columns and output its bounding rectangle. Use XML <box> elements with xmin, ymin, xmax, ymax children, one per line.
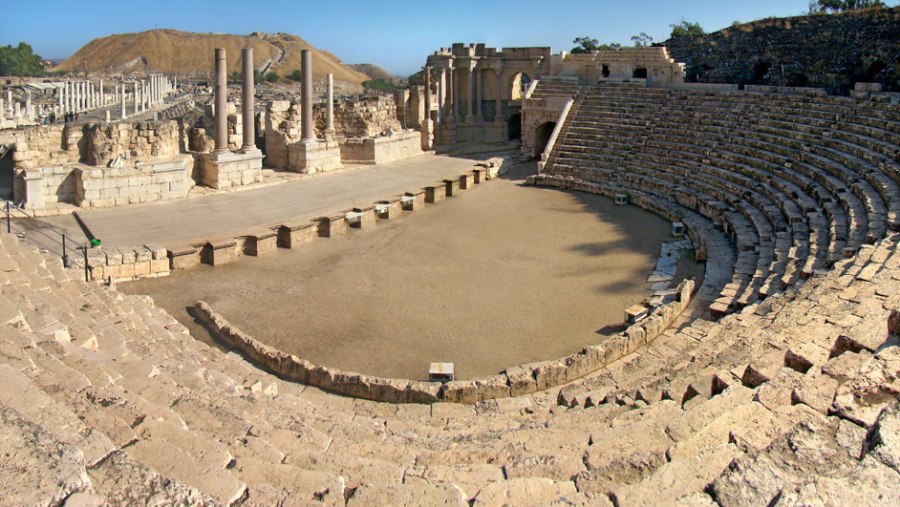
<box><xmin>425</xmin><ymin>64</ymin><xmax>505</xmax><ymax>124</ymax></box>
<box><xmin>0</xmin><ymin>75</ymin><xmax>177</xmax><ymax>122</ymax></box>
<box><xmin>213</xmin><ymin>47</ymin><xmax>257</xmax><ymax>152</ymax></box>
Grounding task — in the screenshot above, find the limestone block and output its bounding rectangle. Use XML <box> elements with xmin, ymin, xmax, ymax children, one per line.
<box><xmin>401</xmin><ymin>191</ymin><xmax>426</xmax><ymax>211</ymax></box>
<box><xmin>473</xmin><ymin>168</ymin><xmax>486</xmax><ymax>184</ymax></box>
<box><xmin>474</xmin><ymin>375</ymin><xmax>510</xmax><ymax>401</ymax></box>
<box><xmin>784</xmin><ymin>343</ymin><xmax>831</xmax><ymax>374</ymax></box>
<box><xmin>133</xmin><ymin>261</ymin><xmax>151</xmax><ymax>277</ymax></box>
<box><xmin>316</xmin><ymin>215</ymin><xmax>347</xmax><ymax>238</ymax></box>
<box><xmin>149</xmin><ymin>259</ymin><xmax>169</xmax><ymax>274</ymax></box>
<box><xmin>424</xmin><ymin>184</ymin><xmax>446</xmax><ymax>203</ymax></box>
<box><xmin>277</xmin><ymin>222</ymin><xmax>316</xmax><ymax>248</ymax></box>
<box><xmin>444</xmin><ymin>178</ymin><xmax>460</xmax><ymax>197</ymax></box>
<box><xmin>459</xmin><ymin>172</ymin><xmax>475</xmax><ymax>190</ymax></box>
<box><xmin>374</xmin><ymin>199</ymin><xmax>404</xmax><ymax>219</ymax></box>
<box><xmin>167</xmin><ymin>245</ymin><xmax>200</xmax><ymax>270</ymax></box>
<box><xmin>534</xmin><ymin>360</ymin><xmax>569</xmax><ymax>390</ymax></box>
<box><xmin>440</xmin><ymin>380</ymin><xmax>478</xmax><ymax>404</ymax></box>
<box><xmin>242</xmin><ymin>230</ymin><xmax>278</xmax><ymax>257</ymax></box>
<box><xmin>407</xmin><ymin>381</ymin><xmax>443</xmax><ymax>404</ymax></box>
<box><xmin>505</xmin><ymin>365</ymin><xmax>538</xmax><ymax>397</ymax></box>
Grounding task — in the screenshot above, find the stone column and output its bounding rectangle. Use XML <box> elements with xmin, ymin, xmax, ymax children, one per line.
<box><xmin>447</xmin><ymin>65</ymin><xmax>455</xmax><ymax>123</ymax></box>
<box><xmin>301</xmin><ymin>49</ymin><xmax>314</xmax><ymax>142</ymax></box>
<box><xmin>25</xmin><ymin>91</ymin><xmax>31</xmax><ymax>119</ymax></box>
<box><xmin>494</xmin><ymin>66</ymin><xmax>503</xmax><ymax>123</ymax></box>
<box><xmin>424</xmin><ymin>66</ymin><xmax>432</xmax><ymax>123</ymax></box>
<box><xmin>325</xmin><ymin>73</ymin><xmax>335</xmax><ymax>140</ymax></box>
<box><xmin>467</xmin><ymin>64</ymin><xmax>475</xmax><ymax>121</ymax></box>
<box><xmin>6</xmin><ymin>89</ymin><xmax>11</xmax><ymax>113</ymax></box>
<box><xmin>241</xmin><ymin>47</ymin><xmax>256</xmax><ymax>150</ymax></box>
<box><xmin>476</xmin><ymin>67</ymin><xmax>483</xmax><ymax>121</ymax></box>
<box><xmin>74</xmin><ymin>82</ymin><xmax>80</xmax><ymax>113</ymax></box>
<box><xmin>100</xmin><ymin>79</ymin><xmax>105</xmax><ymax>106</ymax></box>
<box><xmin>214</xmin><ymin>48</ymin><xmax>229</xmax><ymax>152</ymax></box>
<box><xmin>134</xmin><ymin>82</ymin><xmax>139</xmax><ymax>115</ymax></box>
<box><xmin>57</xmin><ymin>85</ymin><xmax>63</xmax><ymax>111</ymax></box>
<box><xmin>436</xmin><ymin>67</ymin><xmax>444</xmax><ymax>125</ymax></box>
<box><xmin>120</xmin><ymin>87</ymin><xmax>127</xmax><ymax>120</ymax></box>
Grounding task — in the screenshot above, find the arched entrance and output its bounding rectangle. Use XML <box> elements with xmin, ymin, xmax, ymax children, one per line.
<box><xmin>507</xmin><ymin>113</ymin><xmax>522</xmax><ymax>141</ymax></box>
<box><xmin>510</xmin><ymin>73</ymin><xmax>532</xmax><ymax>100</ymax></box>
<box><xmin>534</xmin><ymin>122</ymin><xmax>556</xmax><ymax>157</ymax></box>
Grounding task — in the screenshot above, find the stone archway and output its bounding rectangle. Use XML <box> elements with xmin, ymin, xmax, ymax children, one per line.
<box><xmin>509</xmin><ymin>73</ymin><xmax>532</xmax><ymax>100</ymax></box>
<box><xmin>534</xmin><ymin>121</ymin><xmax>556</xmax><ymax>157</ymax></box>
<box><xmin>507</xmin><ymin>112</ymin><xmax>522</xmax><ymax>141</ymax></box>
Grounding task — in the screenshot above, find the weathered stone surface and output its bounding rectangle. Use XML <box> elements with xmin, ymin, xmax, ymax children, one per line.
<box><xmin>472</xmin><ymin>478</ymin><xmax>577</xmax><ymax>506</ymax></box>
<box><xmin>864</xmin><ymin>403</ymin><xmax>900</xmax><ymax>472</ymax></box>
<box><xmin>347</xmin><ymin>481</ymin><xmax>467</xmax><ymax>506</ymax></box>
<box><xmin>88</xmin><ymin>450</ymin><xmax>216</xmax><ymax>506</ymax></box>
<box><xmin>0</xmin><ymin>406</ymin><xmax>90</xmax><ymax>506</ymax></box>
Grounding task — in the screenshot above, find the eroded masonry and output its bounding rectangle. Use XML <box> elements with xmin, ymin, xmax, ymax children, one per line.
<box><xmin>1</xmin><ymin>35</ymin><xmax>899</xmax><ymax>506</ymax></box>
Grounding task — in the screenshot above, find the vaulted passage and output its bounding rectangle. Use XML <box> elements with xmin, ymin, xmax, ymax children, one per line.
<box><xmin>534</xmin><ymin>121</ymin><xmax>557</xmax><ymax>157</ymax></box>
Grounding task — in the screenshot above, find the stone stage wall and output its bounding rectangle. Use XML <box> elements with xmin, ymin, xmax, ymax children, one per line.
<box><xmin>339</xmin><ymin>131</ymin><xmax>424</xmax><ymax>165</ymax></box>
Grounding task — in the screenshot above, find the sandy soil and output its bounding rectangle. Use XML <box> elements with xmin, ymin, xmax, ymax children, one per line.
<box><xmin>122</xmin><ymin>162</ymin><xmax>699</xmax><ymax>380</ymax></box>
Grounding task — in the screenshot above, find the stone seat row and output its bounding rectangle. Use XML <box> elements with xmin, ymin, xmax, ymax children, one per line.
<box><xmin>1</xmin><ymin>184</ymin><xmax>899</xmax><ymax>504</ymax></box>
<box><xmin>549</xmin><ymin>159</ymin><xmax>780</xmax><ymax>316</ymax></box>
<box><xmin>524</xmin><ymin>172</ymin><xmax>899</xmax><ymax>503</ymax></box>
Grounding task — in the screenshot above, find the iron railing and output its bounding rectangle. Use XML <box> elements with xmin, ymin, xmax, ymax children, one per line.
<box><xmin>4</xmin><ymin>201</ymin><xmax>90</xmax><ymax>281</ymax></box>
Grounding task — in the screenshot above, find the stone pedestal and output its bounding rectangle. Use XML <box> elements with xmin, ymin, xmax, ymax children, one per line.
<box><xmin>199</xmin><ymin>149</ymin><xmax>264</xmax><ymax>189</ymax></box>
<box><xmin>287</xmin><ymin>140</ymin><xmax>342</xmax><ymax>174</ymax></box>
<box><xmin>421</xmin><ymin>119</ymin><xmax>434</xmax><ymax>151</ymax></box>
<box><xmin>21</xmin><ymin>170</ymin><xmax>45</xmax><ymax>209</ymax></box>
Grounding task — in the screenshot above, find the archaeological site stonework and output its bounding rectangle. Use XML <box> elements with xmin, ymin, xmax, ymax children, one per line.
<box><xmin>0</xmin><ymin>25</ymin><xmax>899</xmax><ymax>506</ymax></box>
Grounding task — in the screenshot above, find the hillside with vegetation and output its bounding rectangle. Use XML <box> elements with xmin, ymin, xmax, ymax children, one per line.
<box><xmin>665</xmin><ymin>5</ymin><xmax>900</xmax><ymax>94</ymax></box>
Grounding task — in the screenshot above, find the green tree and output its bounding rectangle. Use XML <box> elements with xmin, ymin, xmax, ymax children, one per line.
<box><xmin>265</xmin><ymin>71</ymin><xmax>279</xmax><ymax>83</ymax></box>
<box><xmin>670</xmin><ymin>21</ymin><xmax>705</xmax><ymax>39</ymax></box>
<box><xmin>631</xmin><ymin>32</ymin><xmax>654</xmax><ymax>47</ymax></box>
<box><xmin>0</xmin><ymin>42</ymin><xmax>44</xmax><ymax>76</ymax></box>
<box><xmin>287</xmin><ymin>69</ymin><xmax>303</xmax><ymax>82</ymax></box>
<box><xmin>362</xmin><ymin>79</ymin><xmax>400</xmax><ymax>92</ymax></box>
<box><xmin>230</xmin><ymin>71</ymin><xmax>241</xmax><ymax>84</ymax></box>
<box><xmin>570</xmin><ymin>36</ymin><xmax>622</xmax><ymax>54</ymax></box>
<box><xmin>808</xmin><ymin>0</ymin><xmax>885</xmax><ymax>12</ymax></box>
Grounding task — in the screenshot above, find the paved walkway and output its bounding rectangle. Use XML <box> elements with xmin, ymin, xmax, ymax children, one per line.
<box><xmin>35</xmin><ymin>152</ymin><xmax>502</xmax><ymax>247</ymax></box>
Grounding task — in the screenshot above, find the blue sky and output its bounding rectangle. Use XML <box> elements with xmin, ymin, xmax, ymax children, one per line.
<box><xmin>3</xmin><ymin>0</ymin><xmax>897</xmax><ymax>75</ymax></box>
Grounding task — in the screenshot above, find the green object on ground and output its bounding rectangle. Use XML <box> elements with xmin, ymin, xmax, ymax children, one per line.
<box><xmin>90</xmin><ymin>238</ymin><xmax>102</xmax><ymax>247</ymax></box>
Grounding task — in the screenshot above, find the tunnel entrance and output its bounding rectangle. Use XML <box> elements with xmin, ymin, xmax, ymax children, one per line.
<box><xmin>534</xmin><ymin>122</ymin><xmax>557</xmax><ymax>158</ymax></box>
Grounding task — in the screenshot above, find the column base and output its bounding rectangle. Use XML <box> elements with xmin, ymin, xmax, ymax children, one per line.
<box><xmin>287</xmin><ymin>140</ymin><xmax>343</xmax><ymax>174</ymax></box>
<box><xmin>200</xmin><ymin>150</ymin><xmax>264</xmax><ymax>189</ymax></box>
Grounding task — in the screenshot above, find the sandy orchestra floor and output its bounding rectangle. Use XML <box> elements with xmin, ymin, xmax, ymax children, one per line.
<box><xmin>122</xmin><ymin>162</ymin><xmax>702</xmax><ymax>380</ymax></box>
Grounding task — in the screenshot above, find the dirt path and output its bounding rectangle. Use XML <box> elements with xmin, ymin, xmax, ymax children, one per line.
<box><xmin>122</xmin><ymin>162</ymin><xmax>687</xmax><ymax>380</ymax></box>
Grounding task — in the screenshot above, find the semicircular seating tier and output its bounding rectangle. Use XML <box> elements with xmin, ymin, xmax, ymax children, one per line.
<box><xmin>542</xmin><ymin>81</ymin><xmax>900</xmax><ymax>319</ymax></box>
<box><xmin>0</xmin><ymin>82</ymin><xmax>898</xmax><ymax>504</ymax></box>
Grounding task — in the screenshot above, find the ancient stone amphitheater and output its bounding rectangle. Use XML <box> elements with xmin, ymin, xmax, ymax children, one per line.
<box><xmin>3</xmin><ymin>79</ymin><xmax>900</xmax><ymax>506</ymax></box>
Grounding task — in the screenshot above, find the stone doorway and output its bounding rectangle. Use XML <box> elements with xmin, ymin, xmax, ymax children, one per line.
<box><xmin>633</xmin><ymin>68</ymin><xmax>648</xmax><ymax>79</ymax></box>
<box><xmin>0</xmin><ymin>145</ymin><xmax>13</xmax><ymax>201</ymax></box>
<box><xmin>534</xmin><ymin>122</ymin><xmax>556</xmax><ymax>157</ymax></box>
<box><xmin>507</xmin><ymin>113</ymin><xmax>522</xmax><ymax>141</ymax></box>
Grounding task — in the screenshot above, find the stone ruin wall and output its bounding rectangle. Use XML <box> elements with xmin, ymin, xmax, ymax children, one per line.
<box><xmin>264</xmin><ymin>95</ymin><xmax>403</xmax><ymax>169</ymax></box>
<box><xmin>0</xmin><ymin>121</ymin><xmax>190</xmax><ymax>209</ymax></box>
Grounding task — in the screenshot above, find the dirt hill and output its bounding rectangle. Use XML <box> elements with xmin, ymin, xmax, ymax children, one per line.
<box><xmin>55</xmin><ymin>29</ymin><xmax>373</xmax><ymax>84</ymax></box>
<box><xmin>665</xmin><ymin>6</ymin><xmax>900</xmax><ymax>94</ymax></box>
<box><xmin>349</xmin><ymin>63</ymin><xmax>395</xmax><ymax>82</ymax></box>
